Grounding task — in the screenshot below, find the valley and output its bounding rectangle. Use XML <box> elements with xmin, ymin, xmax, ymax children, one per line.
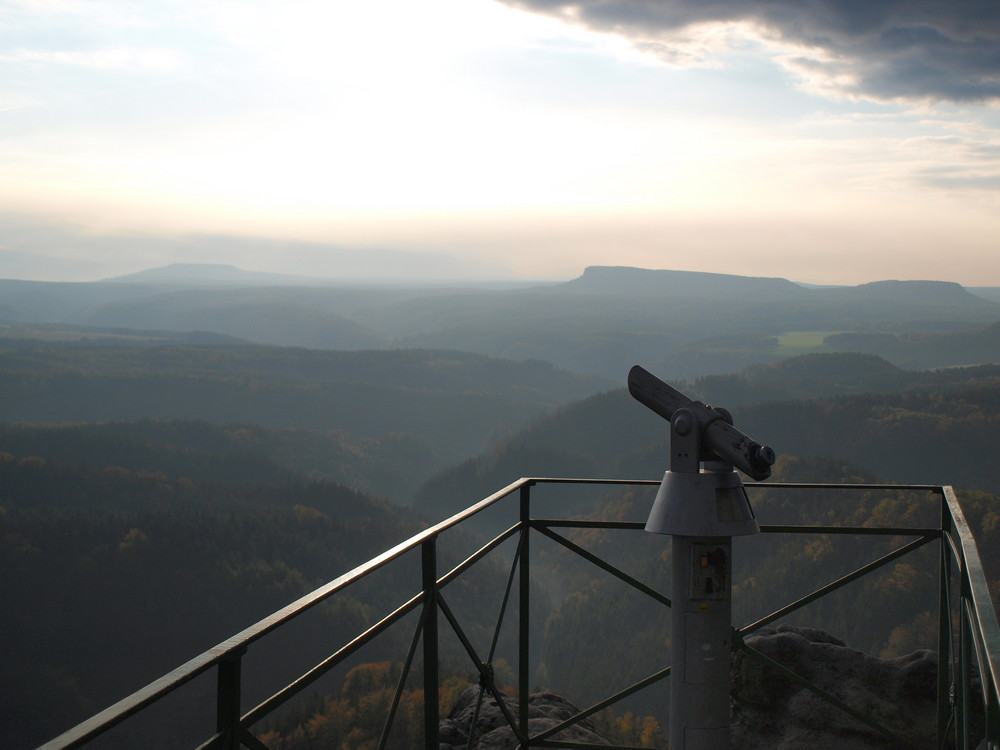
<box><xmin>4</xmin><ymin>264</ymin><xmax>999</xmax><ymax>749</ymax></box>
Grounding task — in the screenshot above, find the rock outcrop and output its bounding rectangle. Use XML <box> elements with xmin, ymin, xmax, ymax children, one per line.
<box><xmin>732</xmin><ymin>624</ymin><xmax>942</xmax><ymax>749</ymax></box>
<box><xmin>439</xmin><ymin>686</ymin><xmax>608</xmax><ymax>750</ymax></box>
<box><xmin>440</xmin><ymin>625</ymin><xmax>968</xmax><ymax>749</ymax></box>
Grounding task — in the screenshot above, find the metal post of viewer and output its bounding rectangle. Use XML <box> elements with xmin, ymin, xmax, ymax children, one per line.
<box><xmin>628</xmin><ymin>366</ymin><xmax>775</xmax><ymax>750</ymax></box>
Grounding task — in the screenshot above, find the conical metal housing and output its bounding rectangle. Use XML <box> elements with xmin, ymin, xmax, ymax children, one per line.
<box><xmin>645</xmin><ymin>468</ymin><xmax>759</xmax><ymax>537</ymax></box>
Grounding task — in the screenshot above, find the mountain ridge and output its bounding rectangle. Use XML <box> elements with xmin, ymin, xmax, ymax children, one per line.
<box><xmin>101</xmin><ymin>262</ymin><xmax>329</xmax><ymax>287</ymax></box>
<box><xmin>3</xmin><ymin>264</ymin><xmax>997</xmax><ymax>381</ymax></box>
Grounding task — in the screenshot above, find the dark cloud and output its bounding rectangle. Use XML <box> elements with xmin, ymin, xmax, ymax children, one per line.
<box><xmin>498</xmin><ymin>0</ymin><xmax>1000</xmax><ymax>102</ymax></box>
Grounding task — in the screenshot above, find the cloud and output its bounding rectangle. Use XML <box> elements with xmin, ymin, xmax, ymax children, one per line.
<box><xmin>0</xmin><ymin>47</ymin><xmax>183</xmax><ymax>71</ymax></box>
<box><xmin>908</xmin><ymin>132</ymin><xmax>1000</xmax><ymax>191</ymax></box>
<box><xmin>497</xmin><ymin>0</ymin><xmax>1000</xmax><ymax>103</ymax></box>
<box><xmin>0</xmin><ymin>213</ymin><xmax>501</xmax><ymax>283</ymax></box>
<box><xmin>4</xmin><ymin>0</ymin><xmax>157</xmax><ymax>27</ymax></box>
<box><xmin>920</xmin><ymin>169</ymin><xmax>1000</xmax><ymax>190</ymax></box>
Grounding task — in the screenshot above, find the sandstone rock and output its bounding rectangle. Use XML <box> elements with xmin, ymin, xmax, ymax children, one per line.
<box><xmin>732</xmin><ymin>624</ymin><xmax>944</xmax><ymax>750</ymax></box>
<box><xmin>439</xmin><ymin>686</ymin><xmax>608</xmax><ymax>749</ymax></box>
<box><xmin>440</xmin><ymin>625</ymin><xmax>973</xmax><ymax>749</ymax></box>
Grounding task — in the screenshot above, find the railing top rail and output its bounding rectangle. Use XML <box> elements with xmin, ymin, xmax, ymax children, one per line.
<box><xmin>751</xmin><ymin>482</ymin><xmax>944</xmax><ymax>492</ymax></box>
<box><xmin>528</xmin><ymin>477</ymin><xmax>661</xmax><ymax>485</ymax></box>
<box><xmin>942</xmin><ymin>485</ymin><xmax>1000</xmax><ymax>692</ymax></box>
<box><xmin>528</xmin><ymin>477</ymin><xmax>946</xmax><ymax>492</ymax></box>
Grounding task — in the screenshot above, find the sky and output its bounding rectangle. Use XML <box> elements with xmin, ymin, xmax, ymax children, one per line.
<box><xmin>1</xmin><ymin>0</ymin><xmax>999</xmax><ymax>286</ymax></box>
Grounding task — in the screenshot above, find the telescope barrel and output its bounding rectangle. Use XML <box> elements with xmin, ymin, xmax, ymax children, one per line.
<box><xmin>627</xmin><ymin>364</ymin><xmax>691</xmax><ymax>422</ymax></box>
<box><xmin>628</xmin><ymin>365</ymin><xmax>775</xmax><ymax>481</ymax></box>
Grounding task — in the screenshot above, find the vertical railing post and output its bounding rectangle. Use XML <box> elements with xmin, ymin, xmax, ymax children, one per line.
<box><xmin>986</xmin><ymin>666</ymin><xmax>1000</xmax><ymax>750</ymax></box>
<box><xmin>519</xmin><ymin>482</ymin><xmax>531</xmax><ymax>746</ymax></box>
<box><xmin>422</xmin><ymin>538</ymin><xmax>440</xmax><ymax>748</ymax></box>
<box><xmin>936</xmin><ymin>557</ymin><xmax>954</xmax><ymax>746</ymax></box>
<box><xmin>960</xmin><ymin>587</ymin><xmax>972</xmax><ymax>748</ymax></box>
<box><xmin>216</xmin><ymin>648</ymin><xmax>244</xmax><ymax>750</ymax></box>
<box><xmin>937</xmin><ymin>508</ymin><xmax>954</xmax><ymax>749</ymax></box>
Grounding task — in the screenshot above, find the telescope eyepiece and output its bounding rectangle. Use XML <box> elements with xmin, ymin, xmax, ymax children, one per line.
<box><xmin>754</xmin><ymin>445</ymin><xmax>777</xmax><ymax>469</ymax></box>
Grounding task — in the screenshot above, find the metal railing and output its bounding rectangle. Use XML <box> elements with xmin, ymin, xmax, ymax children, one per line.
<box><xmin>38</xmin><ymin>479</ymin><xmax>1000</xmax><ymax>749</ymax></box>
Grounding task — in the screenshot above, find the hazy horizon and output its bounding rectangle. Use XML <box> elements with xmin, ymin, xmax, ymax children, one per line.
<box><xmin>2</xmin><ymin>258</ymin><xmax>998</xmax><ymax>291</ymax></box>
<box><xmin>2</xmin><ymin>0</ymin><xmax>999</xmax><ymax>286</ymax></box>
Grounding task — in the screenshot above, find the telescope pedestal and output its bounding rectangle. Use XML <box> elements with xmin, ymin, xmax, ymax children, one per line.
<box><xmin>647</xmin><ymin>461</ymin><xmax>757</xmax><ymax>749</ymax></box>
<box><xmin>639</xmin><ymin>406</ymin><xmax>765</xmax><ymax>750</ymax></box>
<box><xmin>628</xmin><ymin>368</ymin><xmax>773</xmax><ymax>750</ymax></box>
<box><xmin>669</xmin><ymin>535</ymin><xmax>733</xmax><ymax>750</ymax></box>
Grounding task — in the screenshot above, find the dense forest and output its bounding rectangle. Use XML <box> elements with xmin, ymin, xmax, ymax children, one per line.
<box><xmin>0</xmin><ymin>344</ymin><xmax>609</xmax><ymax>495</ymax></box>
<box><xmin>4</xmin><ymin>266</ymin><xmax>1000</xmax><ymax>749</ymax></box>
<box><xmin>411</xmin><ymin>356</ymin><xmax>1000</xmax><ymax>522</ymax></box>
<box><xmin>0</xmin><ymin>455</ymin><xmax>423</xmax><ymax>748</ymax></box>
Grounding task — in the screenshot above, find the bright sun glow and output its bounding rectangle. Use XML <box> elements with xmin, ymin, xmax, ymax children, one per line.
<box><xmin>0</xmin><ymin>0</ymin><xmax>998</xmax><ymax>283</ymax></box>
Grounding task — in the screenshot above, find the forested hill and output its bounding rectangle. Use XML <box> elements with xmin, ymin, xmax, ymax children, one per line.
<box><xmin>823</xmin><ymin>322</ymin><xmax>1000</xmax><ymax>369</ymax></box>
<box><xmin>0</xmin><ymin>452</ymin><xmax>429</xmax><ymax>749</ymax></box>
<box><xmin>2</xmin><ymin>265</ymin><xmax>998</xmax><ymax>379</ymax></box>
<box><xmin>0</xmin><ymin>342</ymin><xmax>610</xmax><ymax>396</ymax></box>
<box><xmin>0</xmin><ymin>420</ymin><xmax>431</xmax><ymax>500</ymax></box>
<box><xmin>0</xmin><ymin>344</ymin><xmax>610</xmax><ymax>490</ymax></box>
<box><xmin>411</xmin><ymin>355</ymin><xmax>1000</xmax><ymax>521</ymax></box>
<box><xmin>102</xmin><ymin>262</ymin><xmax>323</xmax><ymax>287</ymax></box>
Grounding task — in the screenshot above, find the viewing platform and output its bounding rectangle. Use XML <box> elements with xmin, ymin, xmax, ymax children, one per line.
<box><xmin>37</xmin><ymin>476</ymin><xmax>1000</xmax><ymax>750</ymax></box>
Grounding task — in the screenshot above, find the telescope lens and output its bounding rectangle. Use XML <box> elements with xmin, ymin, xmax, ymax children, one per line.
<box><xmin>755</xmin><ymin>445</ymin><xmax>776</xmax><ymax>468</ymax></box>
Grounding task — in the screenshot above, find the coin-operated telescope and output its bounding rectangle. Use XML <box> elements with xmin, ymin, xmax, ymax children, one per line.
<box><xmin>628</xmin><ymin>365</ymin><xmax>775</xmax><ymax>750</ymax></box>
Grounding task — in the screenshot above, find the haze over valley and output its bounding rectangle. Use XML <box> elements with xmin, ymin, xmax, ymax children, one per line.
<box><xmin>3</xmin><ymin>261</ymin><xmax>1000</xmax><ymax>748</ymax></box>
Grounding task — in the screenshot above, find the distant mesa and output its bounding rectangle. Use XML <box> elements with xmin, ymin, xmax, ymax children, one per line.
<box><xmin>556</xmin><ymin>266</ymin><xmax>807</xmax><ymax>298</ymax></box>
<box><xmin>102</xmin><ymin>263</ymin><xmax>327</xmax><ymax>287</ymax></box>
<box><xmin>559</xmin><ymin>266</ymin><xmax>998</xmax><ymax>307</ymax></box>
<box><xmin>847</xmin><ymin>278</ymin><xmax>992</xmax><ymax>304</ymax></box>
